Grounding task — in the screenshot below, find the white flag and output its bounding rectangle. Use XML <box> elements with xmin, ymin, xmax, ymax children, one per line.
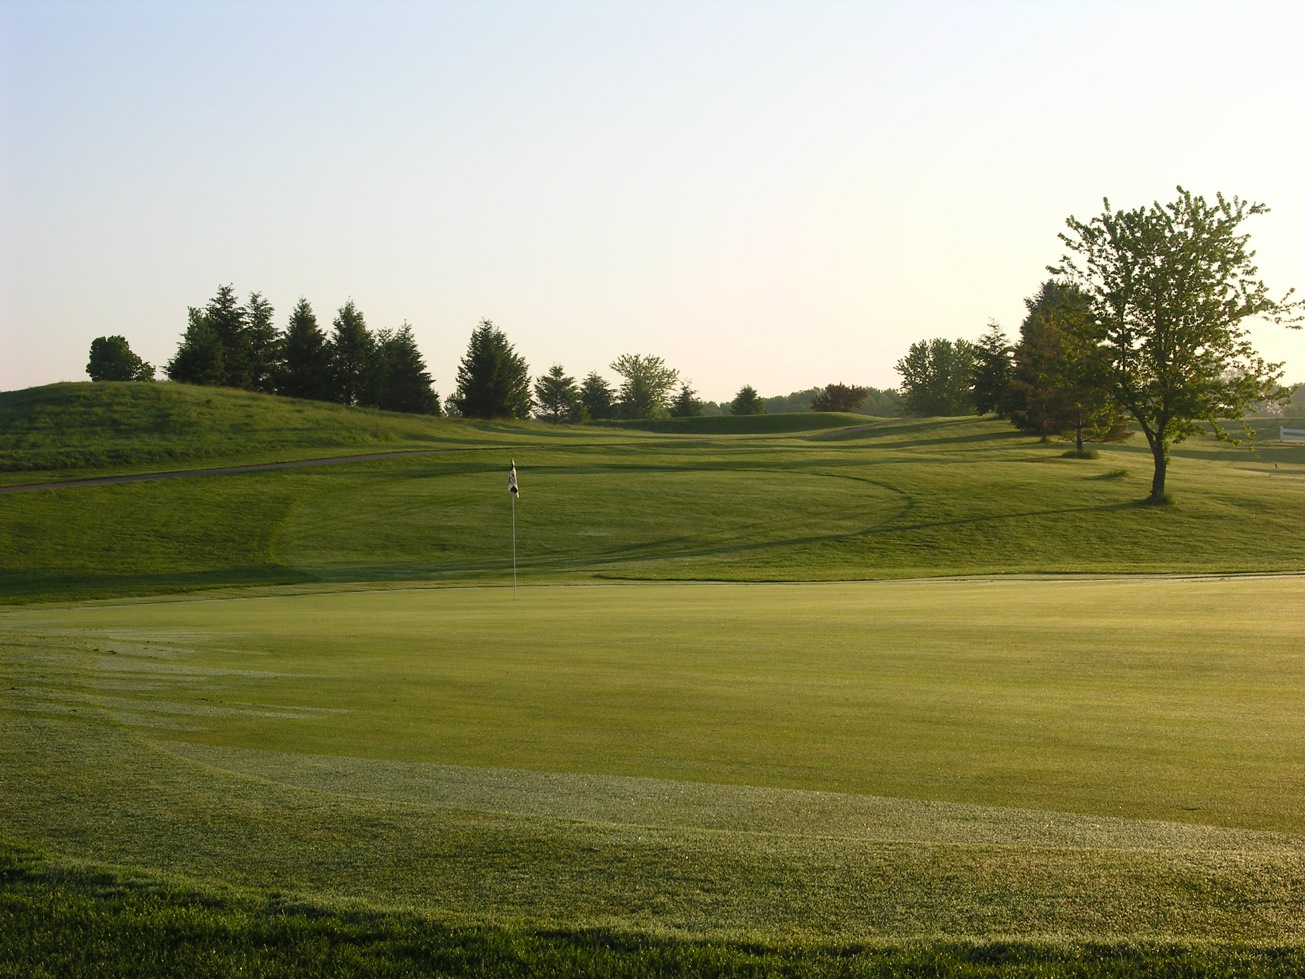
<box><xmin>508</xmin><ymin>460</ymin><xmax>519</xmax><ymax>497</ymax></box>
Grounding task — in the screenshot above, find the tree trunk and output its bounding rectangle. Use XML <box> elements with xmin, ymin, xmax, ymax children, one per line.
<box><xmin>1148</xmin><ymin>438</ymin><xmax>1168</xmax><ymax>504</ymax></box>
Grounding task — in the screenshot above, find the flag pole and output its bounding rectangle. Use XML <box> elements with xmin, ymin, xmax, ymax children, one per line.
<box><xmin>508</xmin><ymin>460</ymin><xmax>519</xmax><ymax>598</ymax></box>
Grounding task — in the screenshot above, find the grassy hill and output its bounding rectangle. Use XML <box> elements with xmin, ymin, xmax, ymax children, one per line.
<box><xmin>3</xmin><ymin>382</ymin><xmax>1305</xmax><ymax>975</ymax></box>
<box><xmin>2</xmin><ymin>382</ymin><xmax>1303</xmax><ymax>604</ymax></box>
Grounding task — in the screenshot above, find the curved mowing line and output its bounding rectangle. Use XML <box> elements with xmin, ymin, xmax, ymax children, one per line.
<box><xmin>168</xmin><ymin>742</ymin><xmax>1305</xmax><ymax>857</ymax></box>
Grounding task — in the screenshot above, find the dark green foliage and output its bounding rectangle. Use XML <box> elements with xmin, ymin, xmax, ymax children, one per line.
<box><xmin>1053</xmin><ymin>187</ymin><xmax>1304</xmax><ymax>503</ymax></box>
<box><xmin>765</xmin><ymin>386</ymin><xmax>899</xmax><ymax>416</ymax></box>
<box><xmin>970</xmin><ymin>321</ymin><xmax>1012</xmax><ymax>416</ymax></box>
<box><xmin>205</xmin><ymin>284</ymin><xmax>252</xmax><ymax>389</ymax></box>
<box><xmin>165</xmin><ymin>308</ymin><xmax>225</xmax><ymax>386</ymax></box>
<box><xmin>244</xmin><ymin>291</ymin><xmax>282</xmax><ymax>394</ymax></box>
<box><xmin>327</xmin><ymin>300</ymin><xmax>377</xmax><ymax>407</ymax></box>
<box><xmin>728</xmin><ymin>384</ymin><xmax>766</xmax><ymax>415</ymax></box>
<box><xmin>610</xmin><ymin>353</ymin><xmax>679</xmax><ymax>419</ymax></box>
<box><xmin>670</xmin><ymin>382</ymin><xmax>704</xmax><ymax>418</ymax></box>
<box><xmin>810</xmin><ymin>383</ymin><xmax>868</xmax><ymax>412</ymax></box>
<box><xmin>276</xmin><ymin>298</ymin><xmax>332</xmax><ymax>402</ymax></box>
<box><xmin>534</xmin><ymin>365</ymin><xmax>581</xmax><ymax>422</ymax></box>
<box><xmin>374</xmin><ymin>323</ymin><xmax>440</xmax><ymax>415</ymax></box>
<box><xmin>895</xmin><ymin>338</ymin><xmax>977</xmax><ymax>416</ymax></box>
<box><xmin>579</xmin><ymin>371</ymin><xmax>617</xmax><ymax>421</ymax></box>
<box><xmin>1007</xmin><ymin>281</ymin><xmax>1130</xmax><ymax>450</ymax></box>
<box><xmin>451</xmin><ymin>320</ymin><xmax>533</xmax><ymax>419</ymax></box>
<box><xmin>86</xmin><ymin>335</ymin><xmax>153</xmax><ymax>382</ymax></box>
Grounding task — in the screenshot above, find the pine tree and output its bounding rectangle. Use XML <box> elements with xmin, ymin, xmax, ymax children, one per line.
<box><xmin>374</xmin><ymin>323</ymin><xmax>440</xmax><ymax>414</ymax></box>
<box><xmin>276</xmin><ymin>298</ymin><xmax>332</xmax><ymax>401</ymax></box>
<box><xmin>451</xmin><ymin>320</ymin><xmax>532</xmax><ymax>419</ymax></box>
<box><xmin>328</xmin><ymin>300</ymin><xmax>376</xmax><ymax>407</ymax></box>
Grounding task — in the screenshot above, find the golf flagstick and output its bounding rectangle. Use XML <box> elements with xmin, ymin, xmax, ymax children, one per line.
<box><xmin>508</xmin><ymin>460</ymin><xmax>519</xmax><ymax>598</ymax></box>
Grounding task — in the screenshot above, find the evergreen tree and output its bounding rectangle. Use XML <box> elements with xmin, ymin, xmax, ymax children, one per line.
<box><xmin>670</xmin><ymin>382</ymin><xmax>704</xmax><ymax>417</ymax></box>
<box><xmin>451</xmin><ymin>320</ymin><xmax>532</xmax><ymax>419</ymax></box>
<box><xmin>166</xmin><ymin>308</ymin><xmax>225</xmax><ymax>386</ymax></box>
<box><xmin>276</xmin><ymin>298</ymin><xmax>332</xmax><ymax>401</ymax></box>
<box><xmin>328</xmin><ymin>300</ymin><xmax>376</xmax><ymax>406</ymax></box>
<box><xmin>533</xmin><ymin>364</ymin><xmax>581</xmax><ymax>422</ymax></box>
<box><xmin>729</xmin><ymin>384</ymin><xmax>766</xmax><ymax>415</ymax></box>
<box><xmin>1008</xmin><ymin>281</ymin><xmax>1129</xmax><ymax>450</ymax></box>
<box><xmin>971</xmin><ymin>320</ymin><xmax>1013</xmax><ymax>416</ymax></box>
<box><xmin>374</xmin><ymin>323</ymin><xmax>440</xmax><ymax>414</ymax></box>
<box><xmin>244</xmin><ymin>292</ymin><xmax>281</xmax><ymax>394</ymax></box>
<box><xmin>205</xmin><ymin>284</ymin><xmax>250</xmax><ymax>388</ymax></box>
<box><xmin>579</xmin><ymin>371</ymin><xmax>617</xmax><ymax>421</ymax></box>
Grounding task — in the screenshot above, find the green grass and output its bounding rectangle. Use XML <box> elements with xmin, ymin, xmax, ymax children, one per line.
<box><xmin>0</xmin><ymin>382</ymin><xmax>536</xmax><ymax>480</ymax></box>
<box><xmin>4</xmin><ymin>383</ymin><xmax>1305</xmax><ymax>973</ymax></box>
<box><xmin>3</xmin><ymin>385</ymin><xmax>1305</xmax><ymax>604</ymax></box>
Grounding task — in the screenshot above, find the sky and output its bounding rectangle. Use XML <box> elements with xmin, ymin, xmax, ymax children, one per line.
<box><xmin>3</xmin><ymin>0</ymin><xmax>1304</xmax><ymax>403</ymax></box>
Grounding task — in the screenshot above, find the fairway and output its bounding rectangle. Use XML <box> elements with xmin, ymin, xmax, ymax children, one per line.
<box><xmin>4</xmin><ymin>576</ymin><xmax>1304</xmax><ymax>944</ymax></box>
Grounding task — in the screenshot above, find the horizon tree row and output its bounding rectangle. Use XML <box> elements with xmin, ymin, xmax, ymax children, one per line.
<box><xmin>162</xmin><ymin>286</ymin><xmax>441</xmax><ymax>414</ymax></box>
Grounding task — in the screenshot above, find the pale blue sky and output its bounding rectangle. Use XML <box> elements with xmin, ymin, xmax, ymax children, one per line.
<box><xmin>3</xmin><ymin>0</ymin><xmax>1303</xmax><ymax>401</ymax></box>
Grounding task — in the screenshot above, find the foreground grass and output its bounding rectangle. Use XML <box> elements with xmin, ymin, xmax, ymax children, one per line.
<box><xmin>4</xmin><ymin>578</ymin><xmax>1304</xmax><ymax>955</ymax></box>
<box><xmin>4</xmin><ymin>846</ymin><xmax>1302</xmax><ymax>979</ymax></box>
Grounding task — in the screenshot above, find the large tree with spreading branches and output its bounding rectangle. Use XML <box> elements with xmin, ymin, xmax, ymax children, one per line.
<box><xmin>1052</xmin><ymin>187</ymin><xmax>1303</xmax><ymax>503</ymax></box>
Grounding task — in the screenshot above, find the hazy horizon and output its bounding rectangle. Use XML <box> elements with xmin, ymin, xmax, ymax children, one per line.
<box><xmin>4</xmin><ymin>0</ymin><xmax>1304</xmax><ymax>402</ymax></box>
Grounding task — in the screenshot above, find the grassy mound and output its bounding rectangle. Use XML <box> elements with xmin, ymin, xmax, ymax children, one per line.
<box><xmin>0</xmin><ymin>382</ymin><xmax>525</xmax><ymax>477</ymax></box>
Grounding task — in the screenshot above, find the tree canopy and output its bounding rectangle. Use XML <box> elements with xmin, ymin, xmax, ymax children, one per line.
<box><xmin>610</xmin><ymin>354</ymin><xmax>679</xmax><ymax>419</ymax></box>
<box><xmin>810</xmin><ymin>383</ymin><xmax>868</xmax><ymax>413</ymax></box>
<box><xmin>1052</xmin><ymin>187</ymin><xmax>1303</xmax><ymax>503</ymax></box>
<box><xmin>895</xmin><ymin>338</ymin><xmax>976</xmax><ymax>416</ymax></box>
<box><xmin>86</xmin><ymin>335</ymin><xmax>154</xmax><ymax>382</ymax></box>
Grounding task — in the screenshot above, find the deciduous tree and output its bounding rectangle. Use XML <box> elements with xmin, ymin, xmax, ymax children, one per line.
<box><xmin>86</xmin><ymin>335</ymin><xmax>153</xmax><ymax>382</ymax></box>
<box><xmin>895</xmin><ymin>338</ymin><xmax>976</xmax><ymax>416</ymax></box>
<box><xmin>1052</xmin><ymin>187</ymin><xmax>1303</xmax><ymax>503</ymax></box>
<box><xmin>610</xmin><ymin>353</ymin><xmax>678</xmax><ymax>419</ymax></box>
<box><xmin>810</xmin><ymin>383</ymin><xmax>869</xmax><ymax>413</ymax></box>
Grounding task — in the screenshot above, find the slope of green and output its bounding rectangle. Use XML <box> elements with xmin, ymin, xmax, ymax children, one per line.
<box><xmin>2</xmin><ymin>400</ymin><xmax>1303</xmax><ymax>603</ymax></box>
<box><xmin>0</xmin><ymin>382</ymin><xmax>535</xmax><ymax>479</ymax></box>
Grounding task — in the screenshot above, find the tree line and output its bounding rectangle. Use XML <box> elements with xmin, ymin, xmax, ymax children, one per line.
<box><xmin>86</xmin><ymin>292</ymin><xmax>902</xmax><ymax>423</ymax></box>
